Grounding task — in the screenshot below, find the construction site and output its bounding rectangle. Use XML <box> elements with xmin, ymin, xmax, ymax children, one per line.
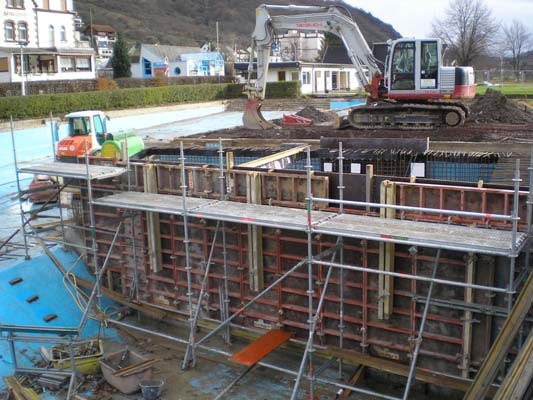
<box><xmin>1</xmin><ymin>2</ymin><xmax>533</xmax><ymax>399</ymax></box>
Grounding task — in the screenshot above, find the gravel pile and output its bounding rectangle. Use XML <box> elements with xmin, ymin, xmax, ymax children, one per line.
<box><xmin>295</xmin><ymin>106</ymin><xmax>333</xmax><ymax>123</ymax></box>
<box><xmin>470</xmin><ymin>89</ymin><xmax>533</xmax><ymax>124</ymax></box>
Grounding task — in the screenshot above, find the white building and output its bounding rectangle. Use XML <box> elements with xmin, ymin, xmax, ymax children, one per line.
<box><xmin>275</xmin><ymin>30</ymin><xmax>324</xmax><ymax>62</ymax></box>
<box><xmin>235</xmin><ymin>61</ymin><xmax>361</xmax><ymax>95</ymax></box>
<box><xmin>84</xmin><ymin>24</ymin><xmax>116</xmax><ymax>62</ymax></box>
<box><xmin>0</xmin><ymin>0</ymin><xmax>95</xmax><ymax>84</ymax></box>
<box><xmin>130</xmin><ymin>44</ymin><xmax>225</xmax><ymax>79</ymax></box>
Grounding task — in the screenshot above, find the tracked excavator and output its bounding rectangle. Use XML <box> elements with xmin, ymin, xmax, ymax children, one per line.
<box><xmin>243</xmin><ymin>4</ymin><xmax>476</xmax><ymax>130</ymax></box>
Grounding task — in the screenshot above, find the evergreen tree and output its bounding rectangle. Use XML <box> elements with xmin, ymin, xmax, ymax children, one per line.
<box><xmin>111</xmin><ymin>32</ymin><xmax>131</xmax><ymax>79</ymax></box>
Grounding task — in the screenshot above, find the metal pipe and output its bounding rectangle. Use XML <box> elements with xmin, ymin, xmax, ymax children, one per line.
<box><xmin>180</xmin><ymin>142</ymin><xmax>196</xmax><ymax>365</ymax></box>
<box><xmin>305</xmin><ymin>146</ymin><xmax>315</xmax><ymax>400</ymax></box>
<box><xmin>524</xmin><ymin>147</ymin><xmax>533</xmax><ymax>272</ymax></box>
<box><xmin>9</xmin><ymin>117</ymin><xmax>30</xmax><ymax>260</ymax></box>
<box><xmin>218</xmin><ymin>138</ymin><xmax>231</xmax><ymax>344</ymax></box>
<box><xmin>313</xmin><ymin>260</ymin><xmax>509</xmax><ymax>294</ymax></box>
<box><xmin>78</xmin><ymin>220</ymin><xmax>124</xmax><ymax>334</ymax></box>
<box><xmin>338</xmin><ymin>141</ymin><xmax>345</xmax><ymax>378</ymax></box>
<box><xmin>66</xmin><ymin>341</ymin><xmax>77</xmax><ymax>400</ymax></box>
<box><xmin>182</xmin><ymin>221</ymin><xmax>221</xmax><ymax>369</ymax></box>
<box><xmin>84</xmin><ymin>140</ymin><xmax>101</xmax><ymax>311</ymax></box>
<box><xmin>312</xmin><ymin>197</ymin><xmax>513</xmax><ymax>221</ymax></box>
<box><xmin>403</xmin><ymin>249</ymin><xmax>441</xmax><ymax>400</ymax></box>
<box><xmin>508</xmin><ymin>159</ymin><xmax>521</xmax><ymax>313</ymax></box>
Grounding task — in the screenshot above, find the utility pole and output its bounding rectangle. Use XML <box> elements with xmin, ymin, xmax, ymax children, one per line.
<box><xmin>89</xmin><ymin>7</ymin><xmax>94</xmax><ymax>51</ymax></box>
<box><xmin>216</xmin><ymin>21</ymin><xmax>220</xmax><ymax>52</ymax></box>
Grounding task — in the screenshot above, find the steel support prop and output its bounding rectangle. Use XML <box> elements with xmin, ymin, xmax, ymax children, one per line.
<box><xmin>508</xmin><ymin>159</ymin><xmax>521</xmax><ymax>313</ymax></box>
<box><xmin>402</xmin><ymin>249</ymin><xmax>441</xmax><ymax>399</ymax></box>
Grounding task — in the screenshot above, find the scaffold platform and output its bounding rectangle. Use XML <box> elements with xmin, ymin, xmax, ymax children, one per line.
<box><xmin>94</xmin><ymin>191</ymin><xmax>527</xmax><ymax>256</ymax></box>
<box><xmin>18</xmin><ymin>162</ymin><xmax>126</xmax><ymax>180</ymax></box>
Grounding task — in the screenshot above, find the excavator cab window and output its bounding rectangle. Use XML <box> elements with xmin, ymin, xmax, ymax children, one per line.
<box><xmin>93</xmin><ymin>115</ymin><xmax>106</xmax><ymax>145</ymax></box>
<box><xmin>421</xmin><ymin>41</ymin><xmax>439</xmax><ymax>89</ymax></box>
<box><xmin>68</xmin><ymin>116</ymin><xmax>91</xmax><ymax>137</ymax></box>
<box><xmin>391</xmin><ymin>41</ymin><xmax>415</xmax><ymax>90</ymax></box>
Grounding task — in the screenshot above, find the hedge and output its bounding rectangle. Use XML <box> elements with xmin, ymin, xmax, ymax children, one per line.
<box><xmin>0</xmin><ymin>81</ymin><xmax>300</xmax><ymax>121</ymax></box>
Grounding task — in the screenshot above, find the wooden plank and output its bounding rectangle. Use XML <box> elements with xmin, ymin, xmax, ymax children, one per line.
<box><xmin>144</xmin><ymin>164</ymin><xmax>162</xmax><ymax>273</ymax></box>
<box><xmin>246</xmin><ymin>172</ymin><xmax>264</xmax><ymax>292</ymax></box>
<box><xmin>230</xmin><ymin>329</ymin><xmax>293</xmax><ymax>367</ymax></box>
<box><xmin>3</xmin><ymin>376</ymin><xmax>41</xmax><ymax>400</ymax></box>
<box><xmin>464</xmin><ymin>270</ymin><xmax>533</xmax><ymax>399</ymax></box>
<box><xmin>238</xmin><ymin>145</ymin><xmax>309</xmax><ymax>169</ymax></box>
<box><xmin>379</xmin><ymin>180</ymin><xmax>395</xmax><ymax>320</ymax></box>
<box><xmin>339</xmin><ymin>365</ymin><xmax>365</xmax><ymax>399</ymax></box>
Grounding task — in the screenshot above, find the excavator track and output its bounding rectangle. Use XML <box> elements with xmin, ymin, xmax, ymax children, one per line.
<box><xmin>348</xmin><ymin>103</ymin><xmax>467</xmax><ymax>130</ymax></box>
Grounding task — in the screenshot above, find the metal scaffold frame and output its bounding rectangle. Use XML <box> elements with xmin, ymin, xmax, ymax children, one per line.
<box><xmin>7</xmin><ymin>123</ymin><xmax>532</xmax><ymax>399</ymax></box>
<box><xmin>2</xmin><ymin>117</ymin><xmax>127</xmax><ymax>399</ymax></box>
<box><xmin>90</xmin><ymin>142</ymin><xmax>531</xmax><ymax>400</ymax></box>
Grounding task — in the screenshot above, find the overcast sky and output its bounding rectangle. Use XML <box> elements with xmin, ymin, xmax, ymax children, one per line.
<box><xmin>346</xmin><ymin>0</ymin><xmax>533</xmax><ymax>38</ymax></box>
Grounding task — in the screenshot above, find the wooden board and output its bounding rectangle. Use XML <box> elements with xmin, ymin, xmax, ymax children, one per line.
<box><xmin>230</xmin><ymin>329</ymin><xmax>293</xmax><ymax>367</ymax></box>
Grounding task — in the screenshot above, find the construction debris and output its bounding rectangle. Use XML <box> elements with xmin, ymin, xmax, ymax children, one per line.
<box><xmin>470</xmin><ymin>89</ymin><xmax>533</xmax><ymax>124</ymax></box>
<box><xmin>295</xmin><ymin>106</ymin><xmax>333</xmax><ymax>123</ymax></box>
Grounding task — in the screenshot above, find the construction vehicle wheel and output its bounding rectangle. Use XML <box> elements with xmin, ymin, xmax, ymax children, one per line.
<box><xmin>444</xmin><ymin>110</ymin><xmax>462</xmax><ymax>127</ymax></box>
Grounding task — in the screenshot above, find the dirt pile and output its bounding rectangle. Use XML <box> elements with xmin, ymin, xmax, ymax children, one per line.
<box><xmin>295</xmin><ymin>106</ymin><xmax>333</xmax><ymax>123</ymax></box>
<box><xmin>470</xmin><ymin>89</ymin><xmax>533</xmax><ymax>124</ymax></box>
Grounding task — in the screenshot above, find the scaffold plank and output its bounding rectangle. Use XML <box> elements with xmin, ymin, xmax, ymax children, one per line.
<box><xmin>230</xmin><ymin>329</ymin><xmax>293</xmax><ymax>367</ymax></box>
<box><xmin>93</xmin><ymin>191</ymin><xmax>527</xmax><ymax>256</ymax></box>
<box><xmin>18</xmin><ymin>162</ymin><xmax>126</xmax><ymax>180</ymax></box>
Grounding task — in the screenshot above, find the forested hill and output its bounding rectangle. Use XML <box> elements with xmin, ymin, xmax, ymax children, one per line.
<box><xmin>75</xmin><ymin>0</ymin><xmax>401</xmax><ymax>48</ymax></box>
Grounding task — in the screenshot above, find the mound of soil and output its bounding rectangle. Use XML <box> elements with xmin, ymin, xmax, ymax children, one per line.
<box><xmin>470</xmin><ymin>89</ymin><xmax>533</xmax><ymax>124</ymax></box>
<box><xmin>295</xmin><ymin>106</ymin><xmax>333</xmax><ymax>123</ymax></box>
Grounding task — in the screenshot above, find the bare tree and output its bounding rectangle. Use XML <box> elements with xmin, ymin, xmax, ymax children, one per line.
<box><xmin>432</xmin><ymin>0</ymin><xmax>499</xmax><ymax>66</ymax></box>
<box><xmin>500</xmin><ymin>20</ymin><xmax>531</xmax><ymax>81</ymax></box>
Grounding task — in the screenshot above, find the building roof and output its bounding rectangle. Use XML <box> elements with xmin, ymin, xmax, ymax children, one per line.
<box><xmin>234</xmin><ymin>62</ymin><xmax>300</xmax><ymax>71</ymax></box>
<box><xmin>322</xmin><ymin>46</ymin><xmax>352</xmax><ymax>65</ymax></box>
<box><xmin>84</xmin><ymin>25</ymin><xmax>116</xmax><ymax>35</ymax></box>
<box><xmin>142</xmin><ymin>44</ymin><xmax>200</xmax><ymax>62</ymax></box>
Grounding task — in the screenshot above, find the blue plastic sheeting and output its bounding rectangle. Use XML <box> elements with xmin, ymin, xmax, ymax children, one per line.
<box><xmin>0</xmin><ymin>248</ymin><xmax>120</xmax><ymax>392</ymax></box>
<box><xmin>329</xmin><ymin>99</ymin><xmax>366</xmax><ymax>110</ymax></box>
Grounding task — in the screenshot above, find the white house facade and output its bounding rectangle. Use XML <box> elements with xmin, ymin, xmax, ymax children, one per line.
<box><xmin>234</xmin><ymin>61</ymin><xmax>361</xmax><ymax>95</ymax></box>
<box><xmin>0</xmin><ymin>0</ymin><xmax>95</xmax><ymax>84</ymax></box>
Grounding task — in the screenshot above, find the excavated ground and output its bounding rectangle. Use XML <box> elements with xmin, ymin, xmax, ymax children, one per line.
<box><xmin>195</xmin><ymin>93</ymin><xmax>533</xmax><ymax>142</ymax></box>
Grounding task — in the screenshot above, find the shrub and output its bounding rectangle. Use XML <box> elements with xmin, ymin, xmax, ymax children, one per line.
<box><xmin>95</xmin><ymin>78</ymin><xmax>118</xmax><ymax>91</ymax></box>
<box><xmin>0</xmin><ymin>81</ymin><xmax>299</xmax><ymax>121</ymax></box>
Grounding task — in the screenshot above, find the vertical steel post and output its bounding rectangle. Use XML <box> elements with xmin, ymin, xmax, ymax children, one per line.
<box><xmin>180</xmin><ymin>142</ymin><xmax>195</xmax><ymax>368</ymax></box>
<box><xmin>338</xmin><ymin>141</ymin><xmax>345</xmax><ymax>378</ymax></box>
<box><xmin>306</xmin><ymin>146</ymin><xmax>315</xmax><ymax>399</ymax></box>
<box><xmin>218</xmin><ymin>138</ymin><xmax>231</xmax><ymax>343</ymax></box>
<box><xmin>7</xmin><ymin>332</ymin><xmax>18</xmax><ymax>370</ymax></box>
<box><xmin>525</xmin><ymin>148</ymin><xmax>533</xmax><ymax>272</ymax></box>
<box><xmin>84</xmin><ymin>140</ymin><xmax>100</xmax><ymax>308</ymax></box>
<box><xmin>508</xmin><ymin>159</ymin><xmax>521</xmax><ymax>313</ymax></box>
<box><xmin>402</xmin><ymin>249</ymin><xmax>441</xmax><ymax>400</ymax></box>
<box><xmin>49</xmin><ymin>112</ymin><xmax>56</xmax><ymax>159</ymax></box>
<box><xmin>9</xmin><ymin>117</ymin><xmax>30</xmax><ymax>260</ymax></box>
<box><xmin>66</xmin><ymin>340</ymin><xmax>77</xmax><ymax>400</ymax></box>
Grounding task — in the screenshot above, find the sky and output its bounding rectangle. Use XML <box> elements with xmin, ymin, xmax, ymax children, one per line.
<box><xmin>346</xmin><ymin>0</ymin><xmax>533</xmax><ymax>38</ymax></box>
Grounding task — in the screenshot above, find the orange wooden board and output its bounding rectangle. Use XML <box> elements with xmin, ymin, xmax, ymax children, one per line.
<box><xmin>230</xmin><ymin>329</ymin><xmax>293</xmax><ymax>367</ymax></box>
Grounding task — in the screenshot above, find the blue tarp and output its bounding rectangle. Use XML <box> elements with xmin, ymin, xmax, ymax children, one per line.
<box><xmin>0</xmin><ymin>248</ymin><xmax>120</xmax><ymax>393</ymax></box>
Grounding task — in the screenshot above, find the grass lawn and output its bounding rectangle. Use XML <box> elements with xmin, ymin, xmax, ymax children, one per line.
<box><xmin>476</xmin><ymin>82</ymin><xmax>533</xmax><ymax>96</ymax></box>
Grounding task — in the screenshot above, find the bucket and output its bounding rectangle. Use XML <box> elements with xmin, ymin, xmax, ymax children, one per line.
<box><xmin>140</xmin><ymin>380</ymin><xmax>164</xmax><ymax>400</ymax></box>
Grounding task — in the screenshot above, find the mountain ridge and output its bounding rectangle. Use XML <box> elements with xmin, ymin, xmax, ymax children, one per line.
<box><xmin>75</xmin><ymin>0</ymin><xmax>401</xmax><ymax>51</ymax></box>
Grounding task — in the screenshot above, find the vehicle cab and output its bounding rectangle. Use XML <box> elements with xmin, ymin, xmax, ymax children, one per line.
<box><xmin>56</xmin><ymin>111</ymin><xmax>109</xmax><ymax>161</ymax></box>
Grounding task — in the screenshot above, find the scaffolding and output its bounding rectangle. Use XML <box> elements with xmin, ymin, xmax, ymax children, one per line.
<box><xmin>5</xmin><ymin>126</ymin><xmax>533</xmax><ymax>399</ymax></box>
<box><xmin>91</xmin><ymin>144</ymin><xmax>530</xmax><ymax>399</ymax></box>
<box><xmin>2</xmin><ymin>118</ymin><xmax>127</xmax><ymax>399</ymax></box>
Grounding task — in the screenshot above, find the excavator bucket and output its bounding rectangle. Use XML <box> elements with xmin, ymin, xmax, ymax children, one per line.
<box><xmin>243</xmin><ymin>98</ymin><xmax>279</xmax><ymax>130</ymax></box>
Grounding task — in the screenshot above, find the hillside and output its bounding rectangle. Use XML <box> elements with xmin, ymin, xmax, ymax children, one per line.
<box><xmin>75</xmin><ymin>0</ymin><xmax>401</xmax><ymax>50</ymax></box>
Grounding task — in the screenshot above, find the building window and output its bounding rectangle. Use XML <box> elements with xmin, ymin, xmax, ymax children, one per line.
<box><xmin>48</xmin><ymin>25</ymin><xmax>55</xmax><ymax>45</ymax></box>
<box><xmin>5</xmin><ymin>21</ymin><xmax>15</xmax><ymax>41</ymax></box>
<box><xmin>17</xmin><ymin>23</ymin><xmax>27</xmax><ymax>42</ymax></box>
<box><xmin>291</xmin><ymin>71</ymin><xmax>299</xmax><ymax>81</ymax></box>
<box><xmin>60</xmin><ymin>26</ymin><xmax>66</xmax><ymax>42</ymax></box>
<box><xmin>302</xmin><ymin>71</ymin><xmax>311</xmax><ymax>85</ymax></box>
<box><xmin>75</xmin><ymin>57</ymin><xmax>91</xmax><ymax>71</ymax></box>
<box><xmin>174</xmin><ymin>67</ymin><xmax>181</xmax><ymax>76</ymax></box>
<box><xmin>6</xmin><ymin>0</ymin><xmax>24</xmax><ymax>9</ymax></box>
<box><xmin>142</xmin><ymin>58</ymin><xmax>152</xmax><ymax>77</ymax></box>
<box><xmin>61</xmin><ymin>56</ymin><xmax>74</xmax><ymax>72</ymax></box>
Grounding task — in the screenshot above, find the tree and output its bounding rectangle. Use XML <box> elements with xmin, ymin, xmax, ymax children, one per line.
<box><xmin>500</xmin><ymin>20</ymin><xmax>531</xmax><ymax>81</ymax></box>
<box><xmin>316</xmin><ymin>32</ymin><xmax>343</xmax><ymax>62</ymax></box>
<box><xmin>431</xmin><ymin>0</ymin><xmax>499</xmax><ymax>66</ymax></box>
<box><xmin>111</xmin><ymin>32</ymin><xmax>131</xmax><ymax>79</ymax></box>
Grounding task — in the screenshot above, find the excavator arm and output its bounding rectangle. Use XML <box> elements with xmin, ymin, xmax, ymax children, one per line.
<box><xmin>244</xmin><ymin>4</ymin><xmax>383</xmax><ymax>129</ymax></box>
